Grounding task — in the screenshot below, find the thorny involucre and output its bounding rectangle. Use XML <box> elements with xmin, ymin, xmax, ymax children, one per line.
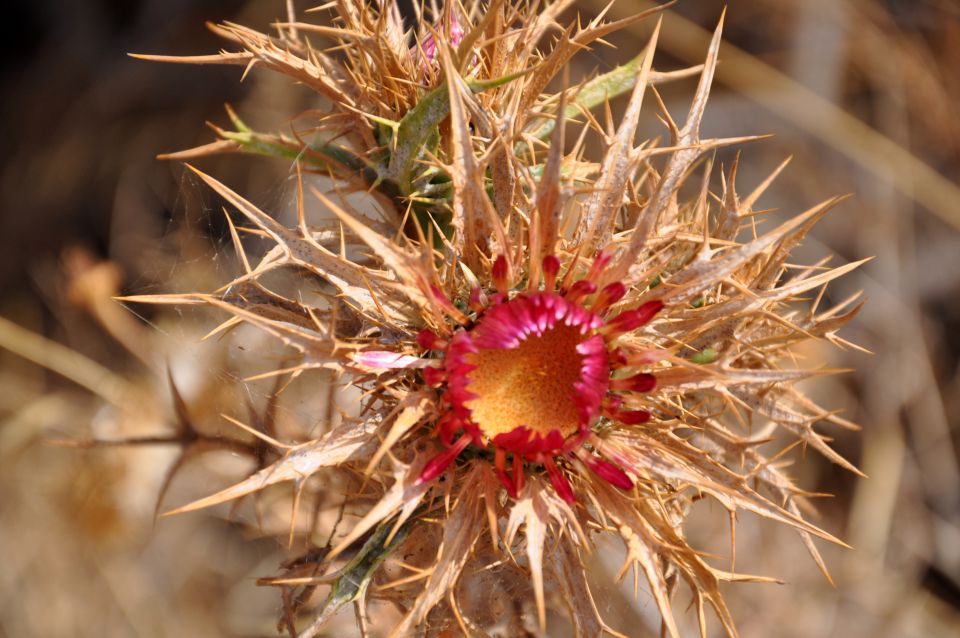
<box><xmin>130</xmin><ymin>1</ymin><xmax>865</xmax><ymax>636</ymax></box>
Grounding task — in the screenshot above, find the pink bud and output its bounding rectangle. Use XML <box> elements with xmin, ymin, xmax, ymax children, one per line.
<box><xmin>586</xmin><ymin>248</ymin><xmax>615</xmax><ymax>282</ymax></box>
<box><xmin>417</xmin><ymin>329</ymin><xmax>446</xmax><ymax>350</ymax></box>
<box><xmin>492</xmin><ymin>255</ymin><xmax>510</xmax><ymax>293</ymax></box>
<box><xmin>468</xmin><ymin>286</ymin><xmax>485</xmax><ymax>312</ymax></box>
<box><xmin>593</xmin><ymin>282</ymin><xmax>627</xmax><ymax>313</ymax></box>
<box><xmin>417</xmin><ymin>436</ymin><xmax>470</xmax><ymax>485</ymax></box>
<box><xmin>605</xmin><ymin>300</ymin><xmax>664</xmax><ymax>335</ymax></box>
<box><xmin>542</xmin><ymin>254</ymin><xmax>561</xmax><ymax>291</ymax></box>
<box><xmin>615</xmin><ymin>409</ymin><xmax>651</xmax><ymax>425</ymax></box>
<box><xmin>588</xmin><ymin>457</ymin><xmax>634</xmax><ymax>490</ymax></box>
<box><xmin>566</xmin><ymin>279</ymin><xmax>597</xmax><ymax>303</ymax></box>
<box><xmin>422</xmin><ymin>366</ymin><xmax>446</xmax><ymax>386</ymax></box>
<box><xmin>545</xmin><ymin>459</ymin><xmax>575</xmax><ymax>505</ymax></box>
<box><xmin>611</xmin><ymin>373</ymin><xmax>657</xmax><ymax>393</ymax></box>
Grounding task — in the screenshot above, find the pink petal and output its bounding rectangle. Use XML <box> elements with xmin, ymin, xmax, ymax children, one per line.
<box><xmin>352</xmin><ymin>351</ymin><xmax>429</xmax><ymax>371</ymax></box>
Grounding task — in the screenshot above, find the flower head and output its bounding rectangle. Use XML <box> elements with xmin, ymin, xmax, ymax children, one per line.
<box><xmin>134</xmin><ymin>1</ymin><xmax>864</xmax><ymax>636</ymax></box>
<box><xmin>413</xmin><ymin>254</ymin><xmax>662</xmax><ymax>503</ymax></box>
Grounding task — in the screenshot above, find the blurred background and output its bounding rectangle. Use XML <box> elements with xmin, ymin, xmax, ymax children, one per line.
<box><xmin>1</xmin><ymin>1</ymin><xmax>958</xmax><ymax>636</ymax></box>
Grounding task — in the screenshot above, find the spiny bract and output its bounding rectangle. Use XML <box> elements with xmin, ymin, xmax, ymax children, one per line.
<box><xmin>130</xmin><ymin>1</ymin><xmax>864</xmax><ymax>636</ymax></box>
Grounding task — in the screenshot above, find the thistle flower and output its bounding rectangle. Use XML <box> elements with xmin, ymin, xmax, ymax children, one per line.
<box><xmin>410</xmin><ymin>252</ymin><xmax>664</xmax><ymax>503</ymax></box>
<box><xmin>130</xmin><ymin>1</ymin><xmax>864</xmax><ymax>636</ymax></box>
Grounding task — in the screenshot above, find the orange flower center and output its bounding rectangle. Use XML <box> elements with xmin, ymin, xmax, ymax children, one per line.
<box><xmin>464</xmin><ymin>323</ymin><xmax>585</xmax><ymax>439</ymax></box>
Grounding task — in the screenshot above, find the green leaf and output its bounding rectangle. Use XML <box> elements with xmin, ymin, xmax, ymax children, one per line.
<box><xmin>220</xmin><ymin>128</ymin><xmax>380</xmax><ymax>181</ymax></box>
<box><xmin>522</xmin><ymin>51</ymin><xmax>658</xmax><ymax>147</ymax></box>
<box><xmin>315</xmin><ymin>517</ymin><xmax>411</xmax><ymax>624</ymax></box>
<box><xmin>387</xmin><ymin>71</ymin><xmax>527</xmax><ymax>194</ymax></box>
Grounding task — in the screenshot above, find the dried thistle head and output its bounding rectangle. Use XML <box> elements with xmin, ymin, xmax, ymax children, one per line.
<box><xmin>129</xmin><ymin>1</ymin><xmax>864</xmax><ymax>636</ymax></box>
